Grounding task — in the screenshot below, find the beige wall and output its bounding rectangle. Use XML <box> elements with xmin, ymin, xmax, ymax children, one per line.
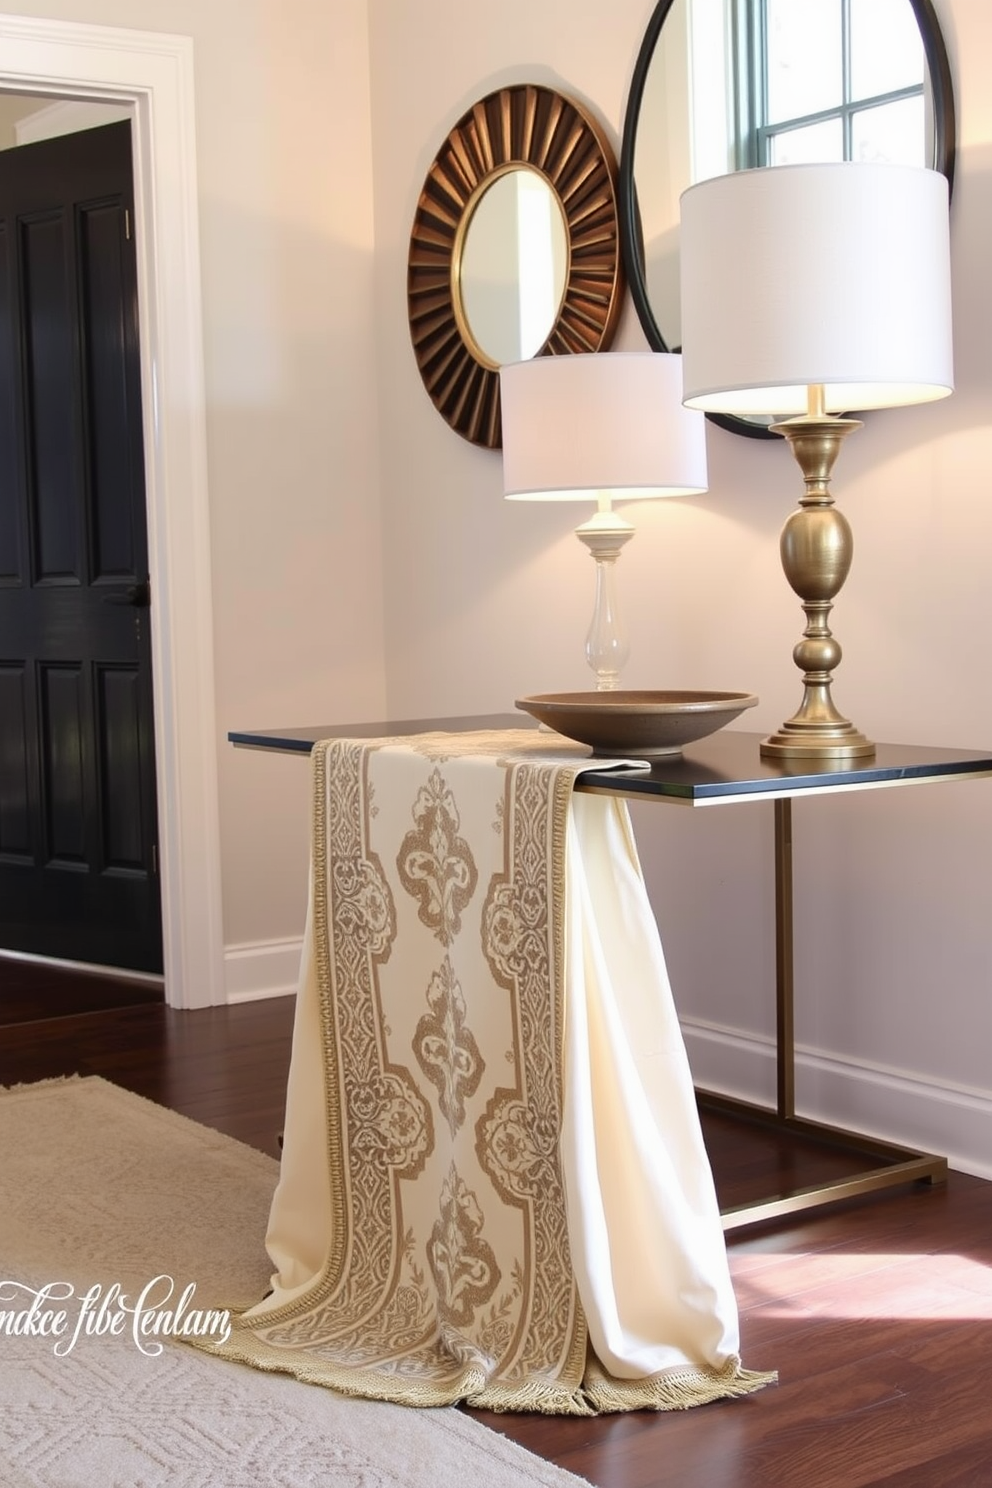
<box><xmin>0</xmin><ymin>94</ymin><xmax>43</xmax><ymax>146</ymax></box>
<box><xmin>369</xmin><ymin>0</ymin><xmax>992</xmax><ymax>1174</ymax></box>
<box><xmin>0</xmin><ymin>0</ymin><xmax>387</xmax><ymax>972</ymax></box>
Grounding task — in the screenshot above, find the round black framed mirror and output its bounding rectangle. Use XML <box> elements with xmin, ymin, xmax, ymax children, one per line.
<box><xmin>619</xmin><ymin>0</ymin><xmax>956</xmax><ymax>439</ymax></box>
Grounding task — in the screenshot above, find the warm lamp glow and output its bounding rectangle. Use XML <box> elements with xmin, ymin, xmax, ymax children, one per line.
<box><xmin>680</xmin><ymin>163</ymin><xmax>953</xmax><ymax>418</ymax></box>
<box><xmin>499</xmin><ymin>353</ymin><xmax>707</xmax><ymax>690</ymax></box>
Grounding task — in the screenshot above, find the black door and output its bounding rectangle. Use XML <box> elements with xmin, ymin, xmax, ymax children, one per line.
<box><xmin>0</xmin><ymin>120</ymin><xmax>161</xmax><ymax>974</ymax></box>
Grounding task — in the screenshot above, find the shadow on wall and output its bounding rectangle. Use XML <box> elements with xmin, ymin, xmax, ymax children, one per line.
<box><xmin>947</xmin><ymin>145</ymin><xmax>992</xmax><ymax>405</ymax></box>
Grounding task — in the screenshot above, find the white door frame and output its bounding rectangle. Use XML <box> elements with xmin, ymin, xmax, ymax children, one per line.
<box><xmin>0</xmin><ymin>15</ymin><xmax>224</xmax><ymax>1009</ymax></box>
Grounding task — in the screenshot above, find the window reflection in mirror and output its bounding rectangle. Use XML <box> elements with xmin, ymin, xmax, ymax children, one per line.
<box><xmin>636</xmin><ymin>0</ymin><xmax>932</xmax><ymax>351</ymax></box>
<box><xmin>456</xmin><ymin>168</ymin><xmax>568</xmax><ymax>369</ymax></box>
<box><xmin>759</xmin><ymin>0</ymin><xmax>926</xmax><ymax>167</ymax></box>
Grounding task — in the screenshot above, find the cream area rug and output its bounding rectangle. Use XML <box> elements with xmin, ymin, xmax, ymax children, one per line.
<box><xmin>0</xmin><ymin>1075</ymin><xmax>587</xmax><ymax>1488</ymax></box>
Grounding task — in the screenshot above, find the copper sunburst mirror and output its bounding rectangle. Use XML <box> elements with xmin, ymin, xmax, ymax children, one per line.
<box><xmin>407</xmin><ymin>84</ymin><xmax>625</xmax><ymax>449</ymax></box>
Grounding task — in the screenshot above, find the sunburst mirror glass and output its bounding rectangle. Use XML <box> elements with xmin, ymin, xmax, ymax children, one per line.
<box><xmin>408</xmin><ymin>84</ymin><xmax>625</xmax><ymax>448</ymax></box>
<box><xmin>457</xmin><ymin>168</ymin><xmax>569</xmax><ymax>367</ymax></box>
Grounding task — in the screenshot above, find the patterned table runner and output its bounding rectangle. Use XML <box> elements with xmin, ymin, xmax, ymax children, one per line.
<box><xmin>210</xmin><ymin>731</ymin><xmax>773</xmax><ymax>1412</ymax></box>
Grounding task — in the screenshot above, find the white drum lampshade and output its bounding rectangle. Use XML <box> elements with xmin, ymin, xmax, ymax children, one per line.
<box><xmin>500</xmin><ymin>351</ymin><xmax>708</xmax><ymax>501</ymax></box>
<box><xmin>679</xmin><ymin>162</ymin><xmax>953</xmax><ymax>417</ymax></box>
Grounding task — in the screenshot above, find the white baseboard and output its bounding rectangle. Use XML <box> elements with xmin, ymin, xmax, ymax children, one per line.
<box><xmin>224</xmin><ymin>937</ymin><xmax>303</xmax><ymax>1004</ymax></box>
<box><xmin>681</xmin><ymin>1015</ymin><xmax>992</xmax><ymax>1183</ymax></box>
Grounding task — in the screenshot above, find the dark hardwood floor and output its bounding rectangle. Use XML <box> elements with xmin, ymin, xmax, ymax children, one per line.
<box><xmin>0</xmin><ymin>954</ymin><xmax>163</xmax><ymax>1024</ymax></box>
<box><xmin>2</xmin><ymin>957</ymin><xmax>990</xmax><ymax>1487</ymax></box>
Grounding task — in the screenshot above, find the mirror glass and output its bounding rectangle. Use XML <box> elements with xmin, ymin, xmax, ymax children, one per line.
<box><xmin>620</xmin><ymin>0</ymin><xmax>955</xmax><ymax>436</ymax></box>
<box><xmin>455</xmin><ymin>166</ymin><xmax>565</xmax><ymax>366</ymax></box>
<box><xmin>457</xmin><ymin>168</ymin><xmax>569</xmax><ymax>367</ymax></box>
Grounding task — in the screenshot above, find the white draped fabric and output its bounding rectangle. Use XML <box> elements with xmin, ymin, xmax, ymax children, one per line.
<box><xmin>207</xmin><ymin>732</ymin><xmax>772</xmax><ymax>1413</ymax></box>
<box><xmin>561</xmin><ymin>792</ymin><xmax>743</xmax><ymax>1388</ymax></box>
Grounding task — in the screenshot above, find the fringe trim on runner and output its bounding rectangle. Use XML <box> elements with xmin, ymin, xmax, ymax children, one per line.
<box><xmin>190</xmin><ymin>1331</ymin><xmax>775</xmax><ymax>1416</ymax></box>
<box><xmin>579</xmin><ymin>1353</ymin><xmax>777</xmax><ymax>1414</ymax></box>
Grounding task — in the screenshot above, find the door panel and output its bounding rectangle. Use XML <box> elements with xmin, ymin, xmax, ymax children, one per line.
<box><xmin>83</xmin><ymin>200</ymin><xmax>139</xmax><ymax>578</ymax></box>
<box><xmin>97</xmin><ymin>664</ymin><xmax>145</xmax><ymax>870</ymax></box>
<box><xmin>0</xmin><ymin>664</ymin><xmax>30</xmax><ymax>855</ymax></box>
<box><xmin>0</xmin><ymin>120</ymin><xmax>161</xmax><ymax>974</ymax></box>
<box><xmin>0</xmin><ymin>224</ymin><xmax>19</xmax><ymax>579</ymax></box>
<box><xmin>41</xmin><ymin>663</ymin><xmax>86</xmax><ymax>862</ymax></box>
<box><xmin>23</xmin><ymin>212</ymin><xmax>83</xmax><ymax>582</ymax></box>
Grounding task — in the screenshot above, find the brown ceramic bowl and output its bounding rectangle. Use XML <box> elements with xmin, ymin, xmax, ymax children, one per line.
<box><xmin>515</xmin><ymin>689</ymin><xmax>758</xmax><ymax>758</ymax></box>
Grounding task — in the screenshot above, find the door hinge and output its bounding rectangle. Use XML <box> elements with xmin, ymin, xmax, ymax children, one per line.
<box><xmin>124</xmin><ymin>208</ymin><xmax>131</xmax><ymax>241</ymax></box>
<box><xmin>151</xmin><ymin>843</ymin><xmax>157</xmax><ymax>875</ymax></box>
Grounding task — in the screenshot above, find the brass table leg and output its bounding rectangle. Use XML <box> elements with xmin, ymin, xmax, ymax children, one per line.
<box><xmin>697</xmin><ymin>797</ymin><xmax>948</xmax><ymax>1231</ymax></box>
<box><xmin>774</xmin><ymin>799</ymin><xmax>794</xmax><ymax>1120</ymax></box>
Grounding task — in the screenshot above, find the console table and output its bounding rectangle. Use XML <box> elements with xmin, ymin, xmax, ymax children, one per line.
<box><xmin>231</xmin><ymin>716</ymin><xmax>992</xmax><ymax>1229</ymax></box>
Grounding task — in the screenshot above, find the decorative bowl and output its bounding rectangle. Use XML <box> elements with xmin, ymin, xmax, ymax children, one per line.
<box><xmin>515</xmin><ymin>690</ymin><xmax>759</xmax><ymax>758</ymax></box>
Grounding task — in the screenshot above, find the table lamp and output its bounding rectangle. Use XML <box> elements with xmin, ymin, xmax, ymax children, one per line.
<box><xmin>679</xmin><ymin>162</ymin><xmax>953</xmax><ymax>759</ymax></box>
<box><xmin>499</xmin><ymin>352</ymin><xmax>707</xmax><ymax>691</ymax></box>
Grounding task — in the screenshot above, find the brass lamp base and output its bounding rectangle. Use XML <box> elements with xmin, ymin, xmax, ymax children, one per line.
<box><xmin>761</xmin><ymin>401</ymin><xmax>875</xmax><ymax>761</ymax></box>
<box><xmin>761</xmin><ymin>719</ymin><xmax>875</xmax><ymax>761</ymax></box>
